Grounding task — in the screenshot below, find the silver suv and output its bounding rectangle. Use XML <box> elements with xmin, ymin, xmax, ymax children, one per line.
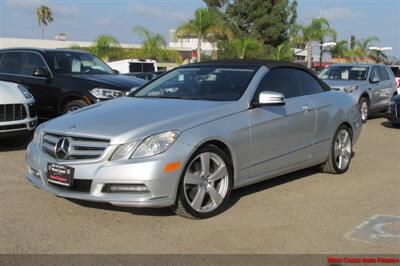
<box><xmin>319</xmin><ymin>63</ymin><xmax>397</xmax><ymax>123</ymax></box>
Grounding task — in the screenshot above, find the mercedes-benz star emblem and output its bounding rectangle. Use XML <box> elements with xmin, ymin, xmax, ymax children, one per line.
<box><xmin>55</xmin><ymin>137</ymin><xmax>72</xmax><ymax>160</ymax></box>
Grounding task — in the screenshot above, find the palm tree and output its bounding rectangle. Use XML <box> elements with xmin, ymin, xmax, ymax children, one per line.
<box><xmin>354</xmin><ymin>36</ymin><xmax>380</xmax><ymax>60</ymax></box>
<box><xmin>330</xmin><ymin>40</ymin><xmax>349</xmax><ymax>58</ymax></box>
<box><xmin>91</xmin><ymin>35</ymin><xmax>120</xmax><ymax>61</ymax></box>
<box><xmin>36</xmin><ymin>5</ymin><xmax>54</xmax><ymax>39</ymax></box>
<box><xmin>229</xmin><ymin>37</ymin><xmax>262</xmax><ymax>59</ymax></box>
<box><xmin>133</xmin><ymin>26</ymin><xmax>166</xmax><ymax>60</ymax></box>
<box><xmin>176</xmin><ymin>8</ymin><xmax>232</xmax><ymax>62</ymax></box>
<box><xmin>300</xmin><ymin>18</ymin><xmax>336</xmax><ymax>68</ymax></box>
<box><xmin>269</xmin><ymin>43</ymin><xmax>294</xmax><ymax>61</ymax></box>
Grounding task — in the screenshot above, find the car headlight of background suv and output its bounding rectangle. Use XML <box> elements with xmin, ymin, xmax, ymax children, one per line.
<box><xmin>89</xmin><ymin>88</ymin><xmax>127</xmax><ymax>99</ymax></box>
<box><xmin>17</xmin><ymin>85</ymin><xmax>33</xmax><ymax>99</ymax></box>
<box><xmin>343</xmin><ymin>86</ymin><xmax>358</xmax><ymax>93</ymax></box>
<box><xmin>110</xmin><ymin>131</ymin><xmax>180</xmax><ymax>161</ymax></box>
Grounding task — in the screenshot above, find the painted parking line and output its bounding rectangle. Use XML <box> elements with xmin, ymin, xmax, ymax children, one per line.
<box><xmin>345</xmin><ymin>215</ymin><xmax>400</xmax><ymax>245</ymax></box>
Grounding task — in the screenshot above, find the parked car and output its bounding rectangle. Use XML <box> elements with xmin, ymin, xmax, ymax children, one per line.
<box><xmin>108</xmin><ymin>59</ymin><xmax>158</xmax><ymax>74</ymax></box>
<box><xmin>390</xmin><ymin>65</ymin><xmax>400</xmax><ymax>93</ymax></box>
<box><xmin>319</xmin><ymin>63</ymin><xmax>397</xmax><ymax>123</ymax></box>
<box><xmin>0</xmin><ymin>48</ymin><xmax>146</xmax><ymax>119</ymax></box>
<box><xmin>26</xmin><ymin>60</ymin><xmax>362</xmax><ymax>219</ymax></box>
<box><xmin>0</xmin><ymin>80</ymin><xmax>37</xmax><ymax>139</ymax></box>
<box><xmin>387</xmin><ymin>95</ymin><xmax>400</xmax><ymax>126</ymax></box>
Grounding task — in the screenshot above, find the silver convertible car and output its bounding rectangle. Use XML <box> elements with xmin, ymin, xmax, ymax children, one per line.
<box><xmin>26</xmin><ymin>61</ymin><xmax>362</xmax><ymax>219</ymax></box>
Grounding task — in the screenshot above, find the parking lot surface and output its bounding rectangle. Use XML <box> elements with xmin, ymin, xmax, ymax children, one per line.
<box><xmin>0</xmin><ymin>117</ymin><xmax>399</xmax><ymax>254</ymax></box>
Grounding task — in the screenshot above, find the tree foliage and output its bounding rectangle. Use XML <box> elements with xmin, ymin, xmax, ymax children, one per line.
<box><xmin>133</xmin><ymin>26</ymin><xmax>166</xmax><ymax>60</ymax></box>
<box><xmin>91</xmin><ymin>35</ymin><xmax>120</xmax><ymax>61</ymax></box>
<box><xmin>36</xmin><ymin>5</ymin><xmax>54</xmax><ymax>39</ymax></box>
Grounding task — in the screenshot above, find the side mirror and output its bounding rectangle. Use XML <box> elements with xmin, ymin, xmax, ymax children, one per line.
<box><xmin>112</xmin><ymin>69</ymin><xmax>120</xmax><ymax>75</ymax></box>
<box><xmin>370</xmin><ymin>76</ymin><xmax>380</xmax><ymax>83</ymax></box>
<box><xmin>253</xmin><ymin>91</ymin><xmax>285</xmax><ymax>107</ymax></box>
<box><xmin>32</xmin><ymin>68</ymin><xmax>51</xmax><ymax>78</ymax></box>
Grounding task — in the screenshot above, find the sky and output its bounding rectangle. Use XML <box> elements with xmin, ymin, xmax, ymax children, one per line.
<box><xmin>1</xmin><ymin>0</ymin><xmax>399</xmax><ymax>57</ymax></box>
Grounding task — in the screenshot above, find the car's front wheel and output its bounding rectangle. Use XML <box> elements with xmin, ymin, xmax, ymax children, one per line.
<box><xmin>173</xmin><ymin>145</ymin><xmax>233</xmax><ymax>219</ymax></box>
<box><xmin>322</xmin><ymin>125</ymin><xmax>353</xmax><ymax>174</ymax></box>
<box><xmin>62</xmin><ymin>100</ymin><xmax>88</xmax><ymax>114</ymax></box>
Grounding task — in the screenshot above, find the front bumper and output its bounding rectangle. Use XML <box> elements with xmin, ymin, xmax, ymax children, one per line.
<box><xmin>0</xmin><ymin>117</ymin><xmax>37</xmax><ymax>137</ymax></box>
<box><xmin>25</xmin><ymin>140</ymin><xmax>194</xmax><ymax>208</ymax></box>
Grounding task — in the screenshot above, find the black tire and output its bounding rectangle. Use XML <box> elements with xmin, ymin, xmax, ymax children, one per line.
<box><xmin>173</xmin><ymin>144</ymin><xmax>233</xmax><ymax>219</ymax></box>
<box><xmin>322</xmin><ymin>124</ymin><xmax>353</xmax><ymax>174</ymax></box>
<box><xmin>62</xmin><ymin>100</ymin><xmax>88</xmax><ymax>114</ymax></box>
<box><xmin>358</xmin><ymin>97</ymin><xmax>369</xmax><ymax>123</ymax></box>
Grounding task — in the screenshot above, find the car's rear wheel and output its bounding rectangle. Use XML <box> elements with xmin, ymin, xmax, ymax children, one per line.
<box><xmin>358</xmin><ymin>97</ymin><xmax>369</xmax><ymax>123</ymax></box>
<box><xmin>62</xmin><ymin>100</ymin><xmax>88</xmax><ymax>114</ymax></box>
<box><xmin>173</xmin><ymin>145</ymin><xmax>233</xmax><ymax>219</ymax></box>
<box><xmin>322</xmin><ymin>124</ymin><xmax>353</xmax><ymax>174</ymax></box>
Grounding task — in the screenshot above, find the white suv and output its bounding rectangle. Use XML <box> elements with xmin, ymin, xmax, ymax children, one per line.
<box><xmin>0</xmin><ymin>81</ymin><xmax>37</xmax><ymax>139</ymax></box>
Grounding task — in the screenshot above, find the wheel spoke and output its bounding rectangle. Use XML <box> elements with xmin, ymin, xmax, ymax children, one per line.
<box><xmin>185</xmin><ymin>172</ymin><xmax>202</xmax><ymax>185</ymax></box>
<box><xmin>200</xmin><ymin>153</ymin><xmax>210</xmax><ymax>177</ymax></box>
<box><xmin>191</xmin><ymin>186</ymin><xmax>206</xmax><ymax>210</ymax></box>
<box><xmin>343</xmin><ymin>150</ymin><xmax>351</xmax><ymax>160</ymax></box>
<box><xmin>338</xmin><ymin>155</ymin><xmax>343</xmax><ymax>169</ymax></box>
<box><xmin>207</xmin><ymin>186</ymin><xmax>223</xmax><ymax>206</ymax></box>
<box><xmin>208</xmin><ymin>165</ymin><xmax>227</xmax><ymax>182</ymax></box>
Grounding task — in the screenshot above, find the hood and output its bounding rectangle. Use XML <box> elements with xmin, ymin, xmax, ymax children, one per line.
<box><xmin>43</xmin><ymin>97</ymin><xmax>238</xmax><ymax>144</ymax></box>
<box><xmin>65</xmin><ymin>74</ymin><xmax>145</xmax><ymax>91</ymax></box>
<box><xmin>0</xmin><ymin>81</ymin><xmax>28</xmax><ymax>104</ymax></box>
<box><xmin>323</xmin><ymin>79</ymin><xmax>369</xmax><ymax>90</ymax></box>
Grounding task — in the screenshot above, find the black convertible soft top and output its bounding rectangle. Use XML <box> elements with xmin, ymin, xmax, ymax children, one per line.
<box><xmin>187</xmin><ymin>59</ymin><xmax>331</xmax><ymax>91</ymax></box>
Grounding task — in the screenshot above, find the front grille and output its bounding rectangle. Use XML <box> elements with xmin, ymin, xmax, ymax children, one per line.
<box><xmin>49</xmin><ymin>179</ymin><xmax>92</xmax><ymax>193</ymax></box>
<box><xmin>0</xmin><ymin>104</ymin><xmax>27</xmax><ymax>122</ymax></box>
<box><xmin>0</xmin><ymin>124</ymin><xmax>26</xmax><ymax>131</ymax></box>
<box><xmin>42</xmin><ymin>133</ymin><xmax>109</xmax><ymax>161</ymax></box>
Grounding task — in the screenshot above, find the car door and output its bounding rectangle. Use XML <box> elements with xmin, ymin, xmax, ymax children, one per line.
<box><xmin>368</xmin><ymin>66</ymin><xmax>385</xmax><ymax>109</ymax></box>
<box><xmin>247</xmin><ymin>68</ymin><xmax>316</xmax><ymax>179</ymax></box>
<box><xmin>294</xmin><ymin>68</ymin><xmax>333</xmax><ymax>164</ymax></box>
<box><xmin>377</xmin><ymin>65</ymin><xmax>395</xmax><ymax>106</ymax></box>
<box><xmin>20</xmin><ymin>52</ymin><xmax>58</xmax><ymax>118</ymax></box>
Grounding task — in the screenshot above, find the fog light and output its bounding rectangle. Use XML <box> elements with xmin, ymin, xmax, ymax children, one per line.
<box><xmin>102</xmin><ymin>184</ymin><xmax>150</xmax><ymax>193</ymax></box>
<box><xmin>29</xmin><ymin>167</ymin><xmax>40</xmax><ymax>178</ymax></box>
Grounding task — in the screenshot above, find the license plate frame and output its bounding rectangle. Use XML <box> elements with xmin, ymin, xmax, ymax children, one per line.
<box><xmin>47</xmin><ymin>163</ymin><xmax>75</xmax><ymax>187</ymax></box>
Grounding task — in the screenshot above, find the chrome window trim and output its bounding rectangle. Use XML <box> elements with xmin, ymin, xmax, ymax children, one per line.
<box><xmin>0</xmin><ymin>50</ymin><xmax>54</xmax><ymax>79</ymax></box>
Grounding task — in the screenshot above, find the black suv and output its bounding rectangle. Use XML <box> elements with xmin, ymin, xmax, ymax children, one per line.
<box><xmin>0</xmin><ymin>48</ymin><xmax>145</xmax><ymax>119</ymax></box>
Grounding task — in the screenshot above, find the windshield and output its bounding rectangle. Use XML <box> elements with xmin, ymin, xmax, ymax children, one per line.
<box><xmin>45</xmin><ymin>51</ymin><xmax>113</xmax><ymax>74</ymax></box>
<box><xmin>319</xmin><ymin>66</ymin><xmax>369</xmax><ymax>81</ymax></box>
<box><xmin>132</xmin><ymin>66</ymin><xmax>257</xmax><ymax>101</ymax></box>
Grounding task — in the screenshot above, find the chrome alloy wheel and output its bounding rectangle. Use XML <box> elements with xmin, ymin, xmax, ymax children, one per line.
<box><xmin>360</xmin><ymin>101</ymin><xmax>368</xmax><ymax>121</ymax></box>
<box><xmin>183</xmin><ymin>152</ymin><xmax>229</xmax><ymax>213</ymax></box>
<box><xmin>66</xmin><ymin>105</ymin><xmax>81</xmax><ymax>113</ymax></box>
<box><xmin>334</xmin><ymin>129</ymin><xmax>352</xmax><ymax>170</ymax></box>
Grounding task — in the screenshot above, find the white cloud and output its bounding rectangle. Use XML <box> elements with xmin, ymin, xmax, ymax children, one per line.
<box><xmin>128</xmin><ymin>1</ymin><xmax>191</xmax><ymax>23</ymax></box>
<box><xmin>94</xmin><ymin>17</ymin><xmax>123</xmax><ymax>27</ymax></box>
<box><xmin>319</xmin><ymin>7</ymin><xmax>361</xmax><ymax>21</ymax></box>
<box><xmin>5</xmin><ymin>0</ymin><xmax>79</xmax><ymax>16</ymax></box>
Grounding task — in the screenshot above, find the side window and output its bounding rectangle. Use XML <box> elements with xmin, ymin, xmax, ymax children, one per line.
<box><xmin>294</xmin><ymin>69</ymin><xmax>325</xmax><ymax>95</ymax></box>
<box><xmin>0</xmin><ymin>52</ymin><xmax>23</xmax><ymax>75</ymax></box>
<box><xmin>22</xmin><ymin>52</ymin><xmax>47</xmax><ymax>76</ymax></box>
<box><xmin>370</xmin><ymin>66</ymin><xmax>380</xmax><ymax>81</ymax></box>
<box><xmin>255</xmin><ymin>68</ymin><xmax>301</xmax><ymax>99</ymax></box>
<box><xmin>378</xmin><ymin>66</ymin><xmax>390</xmax><ymax>81</ymax></box>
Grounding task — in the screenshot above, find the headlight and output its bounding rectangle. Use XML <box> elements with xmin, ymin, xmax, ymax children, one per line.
<box><xmin>343</xmin><ymin>86</ymin><xmax>358</xmax><ymax>93</ymax></box>
<box><xmin>132</xmin><ymin>131</ymin><xmax>180</xmax><ymax>159</ymax></box>
<box><xmin>32</xmin><ymin>124</ymin><xmax>44</xmax><ymax>145</ymax></box>
<box><xmin>110</xmin><ymin>141</ymin><xmax>140</xmax><ymax>161</ymax></box>
<box><xmin>109</xmin><ymin>131</ymin><xmax>180</xmax><ymax>161</ymax></box>
<box><xmin>17</xmin><ymin>85</ymin><xmax>33</xmax><ymax>99</ymax></box>
<box><xmin>89</xmin><ymin>88</ymin><xmax>127</xmax><ymax>99</ymax></box>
